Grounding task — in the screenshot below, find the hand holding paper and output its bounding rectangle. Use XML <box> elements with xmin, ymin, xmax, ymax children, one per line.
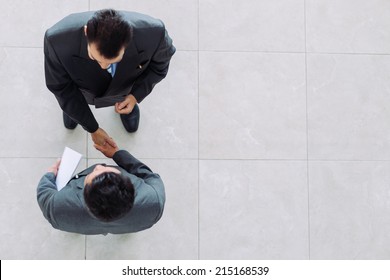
<box><xmin>55</xmin><ymin>147</ymin><xmax>82</xmax><ymax>191</ymax></box>
<box><xmin>47</xmin><ymin>159</ymin><xmax>61</xmax><ymax>176</ymax></box>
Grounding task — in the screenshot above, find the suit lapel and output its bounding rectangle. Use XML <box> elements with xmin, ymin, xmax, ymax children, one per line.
<box><xmin>72</xmin><ymin>30</ymin><xmax>112</xmax><ymax>95</ymax></box>
<box><xmin>104</xmin><ymin>41</ymin><xmax>145</xmax><ymax>96</ymax></box>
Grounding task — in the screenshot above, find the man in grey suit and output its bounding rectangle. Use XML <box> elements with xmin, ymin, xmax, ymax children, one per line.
<box><xmin>37</xmin><ymin>143</ymin><xmax>165</xmax><ymax>234</ymax></box>
<box><xmin>44</xmin><ymin>9</ymin><xmax>176</xmax><ymax>147</ymax></box>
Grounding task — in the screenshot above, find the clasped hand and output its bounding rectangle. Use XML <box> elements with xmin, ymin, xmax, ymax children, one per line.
<box><xmin>115</xmin><ymin>94</ymin><xmax>137</xmax><ymax>114</ymax></box>
<box><xmin>91</xmin><ymin>127</ymin><xmax>118</xmax><ymax>158</ymax></box>
<box><xmin>91</xmin><ymin>127</ymin><xmax>117</xmax><ymax>148</ymax></box>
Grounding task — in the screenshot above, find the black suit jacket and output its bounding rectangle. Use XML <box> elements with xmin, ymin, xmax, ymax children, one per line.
<box><xmin>44</xmin><ymin>11</ymin><xmax>176</xmax><ymax>132</ymax></box>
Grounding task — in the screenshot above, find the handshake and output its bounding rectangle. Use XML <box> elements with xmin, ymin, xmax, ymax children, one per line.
<box><xmin>91</xmin><ymin>127</ymin><xmax>119</xmax><ymax>158</ymax></box>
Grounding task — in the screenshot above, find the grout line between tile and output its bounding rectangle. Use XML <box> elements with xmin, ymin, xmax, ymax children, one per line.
<box><xmin>197</xmin><ymin>158</ymin><xmax>390</xmax><ymax>162</ymax></box>
<box><xmin>2</xmin><ymin>45</ymin><xmax>390</xmax><ymax>57</ymax></box>
<box><xmin>1</xmin><ymin>47</ymin><xmax>389</xmax><ymax>57</ymax></box>
<box><xmin>85</xmin><ymin>235</ymin><xmax>87</xmax><ymax>260</ymax></box>
<box><xmin>303</xmin><ymin>0</ymin><xmax>311</xmax><ymax>260</ymax></box>
<box><xmin>2</xmin><ymin>156</ymin><xmax>390</xmax><ymax>162</ymax></box>
<box><xmin>0</xmin><ymin>46</ymin><xmax>42</xmax><ymax>49</ymax></box>
<box><xmin>197</xmin><ymin>49</ymin><xmax>390</xmax><ymax>56</ymax></box>
<box><xmin>197</xmin><ymin>0</ymin><xmax>201</xmax><ymax>261</ymax></box>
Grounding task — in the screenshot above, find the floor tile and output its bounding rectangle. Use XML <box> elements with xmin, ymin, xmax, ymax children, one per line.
<box><xmin>90</xmin><ymin>0</ymin><xmax>198</xmax><ymax>51</ymax></box>
<box><xmin>0</xmin><ymin>158</ymin><xmax>86</xmax><ymax>259</ymax></box>
<box><xmin>0</xmin><ymin>48</ymin><xmax>87</xmax><ymax>157</ymax></box>
<box><xmin>199</xmin><ymin>0</ymin><xmax>305</xmax><ymax>52</ymax></box>
<box><xmin>1</xmin><ymin>0</ymin><xmax>390</xmax><ymax>261</ymax></box>
<box><xmin>199</xmin><ymin>51</ymin><xmax>307</xmax><ymax>159</ymax></box>
<box><xmin>307</xmin><ymin>54</ymin><xmax>390</xmax><ymax>160</ymax></box>
<box><xmin>0</xmin><ymin>0</ymin><xmax>88</xmax><ymax>47</ymax></box>
<box><xmin>86</xmin><ymin>158</ymin><xmax>198</xmax><ymax>259</ymax></box>
<box><xmin>87</xmin><ymin>51</ymin><xmax>198</xmax><ymax>159</ymax></box>
<box><xmin>199</xmin><ymin>160</ymin><xmax>309</xmax><ymax>259</ymax></box>
<box><xmin>306</xmin><ymin>0</ymin><xmax>390</xmax><ymax>54</ymax></box>
<box><xmin>309</xmin><ymin>161</ymin><xmax>390</xmax><ymax>259</ymax></box>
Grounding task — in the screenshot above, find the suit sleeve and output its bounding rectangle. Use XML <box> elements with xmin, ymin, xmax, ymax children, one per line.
<box><xmin>113</xmin><ymin>150</ymin><xmax>165</xmax><ymax>212</ymax></box>
<box><xmin>36</xmin><ymin>172</ymin><xmax>59</xmax><ymax>227</ymax></box>
<box><xmin>44</xmin><ymin>33</ymin><xmax>99</xmax><ymax>133</ymax></box>
<box><xmin>131</xmin><ymin>26</ymin><xmax>176</xmax><ymax>102</ymax></box>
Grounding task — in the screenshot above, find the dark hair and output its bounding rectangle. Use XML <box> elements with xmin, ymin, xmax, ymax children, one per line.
<box><xmin>84</xmin><ymin>171</ymin><xmax>135</xmax><ymax>222</ymax></box>
<box><xmin>86</xmin><ymin>9</ymin><xmax>132</xmax><ymax>59</ymax></box>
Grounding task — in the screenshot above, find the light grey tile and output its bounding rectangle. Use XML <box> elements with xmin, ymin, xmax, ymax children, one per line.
<box><xmin>3</xmin><ymin>0</ymin><xmax>389</xmax><ymax>263</ymax></box>
<box><xmin>0</xmin><ymin>158</ymin><xmax>87</xmax><ymax>259</ymax></box>
<box><xmin>0</xmin><ymin>0</ymin><xmax>89</xmax><ymax>47</ymax></box>
<box><xmin>306</xmin><ymin>0</ymin><xmax>390</xmax><ymax>54</ymax></box>
<box><xmin>0</xmin><ymin>48</ymin><xmax>87</xmax><ymax>157</ymax></box>
<box><xmin>87</xmin><ymin>51</ymin><xmax>198</xmax><ymax>159</ymax></box>
<box><xmin>90</xmin><ymin>0</ymin><xmax>197</xmax><ymax>50</ymax></box>
<box><xmin>307</xmin><ymin>54</ymin><xmax>390</xmax><ymax>160</ymax></box>
<box><xmin>86</xmin><ymin>158</ymin><xmax>198</xmax><ymax>259</ymax></box>
<box><xmin>199</xmin><ymin>51</ymin><xmax>307</xmax><ymax>159</ymax></box>
<box><xmin>199</xmin><ymin>160</ymin><xmax>309</xmax><ymax>259</ymax></box>
<box><xmin>199</xmin><ymin>0</ymin><xmax>305</xmax><ymax>52</ymax></box>
<box><xmin>309</xmin><ymin>161</ymin><xmax>390</xmax><ymax>259</ymax></box>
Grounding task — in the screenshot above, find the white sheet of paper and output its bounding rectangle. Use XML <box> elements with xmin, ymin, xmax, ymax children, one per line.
<box><xmin>55</xmin><ymin>147</ymin><xmax>82</xmax><ymax>191</ymax></box>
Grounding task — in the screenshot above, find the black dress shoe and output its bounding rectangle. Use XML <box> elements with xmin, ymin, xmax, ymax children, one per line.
<box><xmin>120</xmin><ymin>104</ymin><xmax>140</xmax><ymax>133</ymax></box>
<box><xmin>63</xmin><ymin>112</ymin><xmax>78</xmax><ymax>129</ymax></box>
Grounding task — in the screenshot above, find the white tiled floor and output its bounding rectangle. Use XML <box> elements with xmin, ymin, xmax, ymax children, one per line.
<box><xmin>1</xmin><ymin>0</ymin><xmax>390</xmax><ymax>260</ymax></box>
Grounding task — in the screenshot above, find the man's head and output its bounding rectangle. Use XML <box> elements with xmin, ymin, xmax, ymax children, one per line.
<box><xmin>85</xmin><ymin>9</ymin><xmax>132</xmax><ymax>68</ymax></box>
<box><xmin>84</xmin><ymin>165</ymin><xmax>135</xmax><ymax>222</ymax></box>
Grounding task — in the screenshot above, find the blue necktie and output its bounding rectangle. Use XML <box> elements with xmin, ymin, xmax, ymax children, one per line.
<box><xmin>107</xmin><ymin>63</ymin><xmax>117</xmax><ymax>77</ymax></box>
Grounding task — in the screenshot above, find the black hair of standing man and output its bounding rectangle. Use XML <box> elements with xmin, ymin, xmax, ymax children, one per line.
<box><xmin>86</xmin><ymin>9</ymin><xmax>132</xmax><ymax>59</ymax></box>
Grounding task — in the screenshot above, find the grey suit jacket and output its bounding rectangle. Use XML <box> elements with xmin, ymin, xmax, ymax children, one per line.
<box><xmin>37</xmin><ymin>150</ymin><xmax>165</xmax><ymax>235</ymax></box>
<box><xmin>44</xmin><ymin>11</ymin><xmax>176</xmax><ymax>133</ymax></box>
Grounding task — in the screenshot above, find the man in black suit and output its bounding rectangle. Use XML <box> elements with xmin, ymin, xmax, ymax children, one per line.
<box><xmin>44</xmin><ymin>9</ymin><xmax>176</xmax><ymax>146</ymax></box>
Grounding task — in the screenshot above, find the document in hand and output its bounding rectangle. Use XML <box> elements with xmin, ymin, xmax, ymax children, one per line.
<box><xmin>56</xmin><ymin>147</ymin><xmax>82</xmax><ymax>191</ymax></box>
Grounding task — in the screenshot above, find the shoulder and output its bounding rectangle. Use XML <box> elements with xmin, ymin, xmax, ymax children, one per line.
<box><xmin>120</xmin><ymin>11</ymin><xmax>166</xmax><ymax>51</ymax></box>
<box><xmin>132</xmin><ymin>174</ymin><xmax>165</xmax><ymax>205</ymax></box>
<box><xmin>45</xmin><ymin>11</ymin><xmax>93</xmax><ymax>40</ymax></box>
<box><xmin>44</xmin><ymin>12</ymin><xmax>89</xmax><ymax>57</ymax></box>
<box><xmin>52</xmin><ymin>185</ymin><xmax>86</xmax><ymax>211</ymax></box>
<box><xmin>120</xmin><ymin>11</ymin><xmax>165</xmax><ymax>29</ymax></box>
